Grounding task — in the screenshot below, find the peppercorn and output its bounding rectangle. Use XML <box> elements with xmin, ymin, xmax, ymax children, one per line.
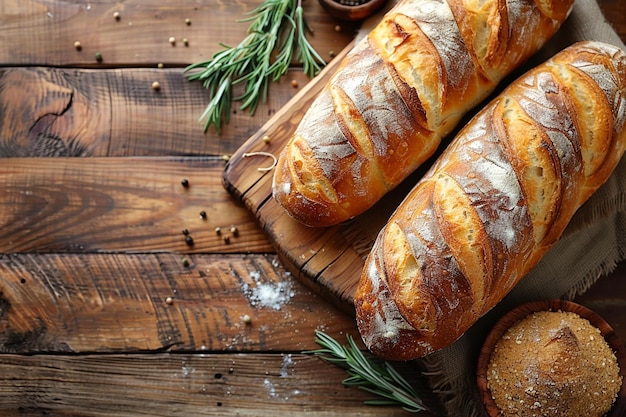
<box><xmin>95</xmin><ymin>52</ymin><xmax>103</xmax><ymax>63</ymax></box>
<box><xmin>151</xmin><ymin>81</ymin><xmax>161</xmax><ymax>91</ymax></box>
<box><xmin>182</xmin><ymin>229</ymin><xmax>189</xmax><ymax>235</ymax></box>
<box><xmin>74</xmin><ymin>41</ymin><xmax>82</xmax><ymax>51</ymax></box>
<box><xmin>199</xmin><ymin>211</ymin><xmax>207</xmax><ymax>219</ymax></box>
<box><xmin>185</xmin><ymin>235</ymin><xmax>194</xmax><ymax>246</ymax></box>
<box><xmin>182</xmin><ymin>258</ymin><xmax>190</xmax><ymax>267</ymax></box>
<box><xmin>113</xmin><ymin>11</ymin><xmax>120</xmax><ymax>20</ymax></box>
<box><xmin>181</xmin><ymin>178</ymin><xmax>189</xmax><ymax>187</ymax></box>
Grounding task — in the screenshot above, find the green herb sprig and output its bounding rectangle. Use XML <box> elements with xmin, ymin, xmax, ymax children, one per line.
<box><xmin>185</xmin><ymin>0</ymin><xmax>326</xmax><ymax>134</ymax></box>
<box><xmin>307</xmin><ymin>330</ymin><xmax>428</xmax><ymax>413</ymax></box>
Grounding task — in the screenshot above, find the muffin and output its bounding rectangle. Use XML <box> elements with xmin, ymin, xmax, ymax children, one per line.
<box><xmin>485</xmin><ymin>309</ymin><xmax>622</xmax><ymax>417</ymax></box>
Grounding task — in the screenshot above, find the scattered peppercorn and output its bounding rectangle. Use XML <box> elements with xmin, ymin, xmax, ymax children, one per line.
<box><xmin>157</xmin><ymin>63</ymin><xmax>164</xmax><ymax>69</ymax></box>
<box><xmin>74</xmin><ymin>41</ymin><xmax>82</xmax><ymax>51</ymax></box>
<box><xmin>214</xmin><ymin>227</ymin><xmax>222</xmax><ymax>235</ymax></box>
<box><xmin>165</xmin><ymin>296</ymin><xmax>173</xmax><ymax>305</ymax></box>
<box><xmin>291</xmin><ymin>79</ymin><xmax>298</xmax><ymax>88</ymax></box>
<box><xmin>182</xmin><ymin>258</ymin><xmax>190</xmax><ymax>267</ymax></box>
<box><xmin>169</xmin><ymin>36</ymin><xmax>176</xmax><ymax>46</ymax></box>
<box><xmin>229</xmin><ymin>225</ymin><xmax>239</xmax><ymax>236</ymax></box>
<box><xmin>113</xmin><ymin>11</ymin><xmax>120</xmax><ymax>20</ymax></box>
<box><xmin>242</xmin><ymin>314</ymin><xmax>252</xmax><ymax>324</ymax></box>
<box><xmin>151</xmin><ymin>81</ymin><xmax>161</xmax><ymax>91</ymax></box>
<box><xmin>181</xmin><ymin>178</ymin><xmax>189</xmax><ymax>187</ymax></box>
<box><xmin>185</xmin><ymin>235</ymin><xmax>194</xmax><ymax>246</ymax></box>
<box><xmin>223</xmin><ymin>235</ymin><xmax>230</xmax><ymax>244</ymax></box>
<box><xmin>95</xmin><ymin>52</ymin><xmax>103</xmax><ymax>62</ymax></box>
<box><xmin>262</xmin><ymin>135</ymin><xmax>271</xmax><ymax>144</ymax></box>
<box><xmin>183</xmin><ymin>38</ymin><xmax>189</xmax><ymax>46</ymax></box>
<box><xmin>182</xmin><ymin>228</ymin><xmax>189</xmax><ymax>235</ymax></box>
<box><xmin>335</xmin><ymin>25</ymin><xmax>342</xmax><ymax>32</ymax></box>
<box><xmin>199</xmin><ymin>210</ymin><xmax>207</xmax><ymax>219</ymax></box>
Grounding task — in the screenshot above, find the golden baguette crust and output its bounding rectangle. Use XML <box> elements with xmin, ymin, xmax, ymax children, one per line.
<box><xmin>272</xmin><ymin>0</ymin><xmax>574</xmax><ymax>227</ymax></box>
<box><xmin>354</xmin><ymin>41</ymin><xmax>626</xmax><ymax>360</ymax></box>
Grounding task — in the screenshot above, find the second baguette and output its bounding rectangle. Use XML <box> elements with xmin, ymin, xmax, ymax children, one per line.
<box><xmin>354</xmin><ymin>41</ymin><xmax>626</xmax><ymax>361</ymax></box>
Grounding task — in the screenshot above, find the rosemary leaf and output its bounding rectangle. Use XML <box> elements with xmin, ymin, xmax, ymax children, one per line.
<box><xmin>306</xmin><ymin>330</ymin><xmax>428</xmax><ymax>413</ymax></box>
<box><xmin>185</xmin><ymin>0</ymin><xmax>326</xmax><ymax>133</ymax></box>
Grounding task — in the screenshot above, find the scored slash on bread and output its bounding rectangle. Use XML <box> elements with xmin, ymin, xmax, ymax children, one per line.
<box><xmin>272</xmin><ymin>0</ymin><xmax>575</xmax><ymax>227</ymax></box>
<box><xmin>354</xmin><ymin>41</ymin><xmax>626</xmax><ymax>361</ymax></box>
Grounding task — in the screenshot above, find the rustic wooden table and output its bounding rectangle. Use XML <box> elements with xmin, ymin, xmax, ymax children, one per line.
<box><xmin>0</xmin><ymin>1</ymin><xmax>624</xmax><ymax>416</ymax></box>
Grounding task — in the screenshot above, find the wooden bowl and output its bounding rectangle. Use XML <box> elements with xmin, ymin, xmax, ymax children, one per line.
<box><xmin>317</xmin><ymin>0</ymin><xmax>388</xmax><ymax>21</ymax></box>
<box><xmin>476</xmin><ymin>299</ymin><xmax>625</xmax><ymax>417</ymax></box>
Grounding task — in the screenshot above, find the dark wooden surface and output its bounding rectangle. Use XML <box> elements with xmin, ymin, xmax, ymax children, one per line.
<box><xmin>0</xmin><ymin>1</ymin><xmax>625</xmax><ymax>416</ymax></box>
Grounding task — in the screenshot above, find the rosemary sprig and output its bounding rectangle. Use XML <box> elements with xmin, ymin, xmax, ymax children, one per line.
<box><xmin>307</xmin><ymin>330</ymin><xmax>428</xmax><ymax>413</ymax></box>
<box><xmin>185</xmin><ymin>0</ymin><xmax>326</xmax><ymax>134</ymax></box>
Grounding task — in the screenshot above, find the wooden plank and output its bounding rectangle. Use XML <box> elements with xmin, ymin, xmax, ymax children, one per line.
<box><xmin>0</xmin><ymin>253</ymin><xmax>358</xmax><ymax>353</ymax></box>
<box><xmin>0</xmin><ymin>67</ymin><xmax>318</xmax><ymax>156</ymax></box>
<box><xmin>0</xmin><ymin>157</ymin><xmax>274</xmax><ymax>254</ymax></box>
<box><xmin>0</xmin><ymin>0</ymin><xmax>356</xmax><ymax>67</ymax></box>
<box><xmin>0</xmin><ymin>353</ymin><xmax>435</xmax><ymax>417</ymax></box>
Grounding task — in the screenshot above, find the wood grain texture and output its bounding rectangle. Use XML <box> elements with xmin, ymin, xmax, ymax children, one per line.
<box><xmin>0</xmin><ymin>0</ymin><xmax>356</xmax><ymax>67</ymax></box>
<box><xmin>0</xmin><ymin>67</ymin><xmax>317</xmax><ymax>156</ymax></box>
<box><xmin>0</xmin><ymin>353</ymin><xmax>430</xmax><ymax>417</ymax></box>
<box><xmin>0</xmin><ymin>253</ymin><xmax>358</xmax><ymax>353</ymax></box>
<box><xmin>0</xmin><ymin>157</ymin><xmax>273</xmax><ymax>254</ymax></box>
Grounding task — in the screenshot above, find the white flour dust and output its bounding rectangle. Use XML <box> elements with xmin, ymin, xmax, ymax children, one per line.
<box><xmin>242</xmin><ymin>270</ymin><xmax>295</xmax><ymax>310</ymax></box>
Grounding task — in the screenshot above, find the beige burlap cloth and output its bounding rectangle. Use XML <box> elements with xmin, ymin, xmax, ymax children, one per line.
<box><xmin>358</xmin><ymin>0</ymin><xmax>626</xmax><ymax>415</ymax></box>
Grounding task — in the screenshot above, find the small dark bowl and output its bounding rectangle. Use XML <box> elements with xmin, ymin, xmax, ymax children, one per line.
<box><xmin>318</xmin><ymin>0</ymin><xmax>388</xmax><ymax>21</ymax></box>
<box><xmin>476</xmin><ymin>299</ymin><xmax>625</xmax><ymax>417</ymax></box>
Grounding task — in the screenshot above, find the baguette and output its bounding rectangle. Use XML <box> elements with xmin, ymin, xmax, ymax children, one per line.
<box><xmin>354</xmin><ymin>41</ymin><xmax>626</xmax><ymax>361</ymax></box>
<box><xmin>272</xmin><ymin>0</ymin><xmax>574</xmax><ymax>227</ymax></box>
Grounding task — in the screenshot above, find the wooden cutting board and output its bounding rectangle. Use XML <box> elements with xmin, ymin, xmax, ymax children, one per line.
<box><xmin>222</xmin><ymin>41</ymin><xmax>438</xmax><ymax>315</ymax></box>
